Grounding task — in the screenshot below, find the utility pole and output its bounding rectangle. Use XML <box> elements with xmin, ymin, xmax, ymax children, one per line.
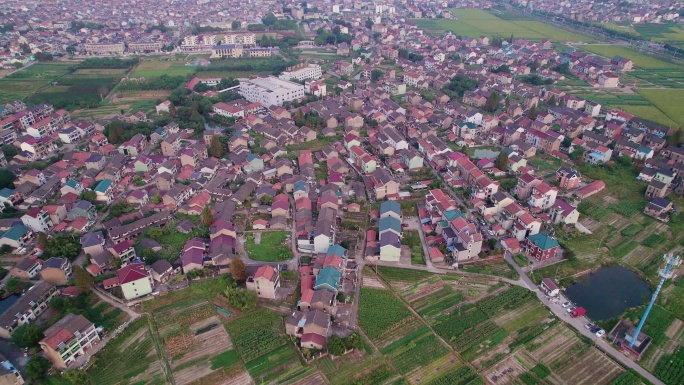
<box><xmin>629</xmin><ymin>254</ymin><xmax>681</xmax><ymax>348</ymax></box>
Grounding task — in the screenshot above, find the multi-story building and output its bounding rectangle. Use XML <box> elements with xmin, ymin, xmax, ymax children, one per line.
<box><xmin>40</xmin><ymin>314</ymin><xmax>100</xmax><ymax>369</ymax></box>
<box><xmin>238</xmin><ymin>76</ymin><xmax>305</xmax><ymax>107</ymax></box>
<box><xmin>210</xmin><ymin>44</ymin><xmax>244</xmax><ymax>58</ymax></box>
<box><xmin>246</xmin><ymin>265</ymin><xmax>281</xmax><ymax>299</ymax></box>
<box><xmin>127</xmin><ymin>42</ymin><xmax>163</xmax><ymax>53</ymax></box>
<box><xmin>278</xmin><ymin>64</ymin><xmax>322</xmax><ymax>82</ymax></box>
<box><xmin>21</xmin><ymin>207</ymin><xmax>52</xmax><ymax>232</ymax></box>
<box><xmin>94</xmin><ymin>179</ymin><xmax>114</xmax><ymax>204</ymax></box>
<box><xmin>40</xmin><ymin>257</ymin><xmax>72</xmax><ymax>286</ymax></box>
<box><xmin>0</xmin><ymin>281</ymin><xmax>58</xmax><ymax>338</ymax></box>
<box><xmin>117</xmin><ymin>263</ymin><xmax>154</xmax><ymax>300</ymax></box>
<box><xmin>0</xmin><ymin>360</ymin><xmax>24</xmax><ymax>385</ymax></box>
<box><xmin>85</xmin><ymin>42</ymin><xmax>125</xmax><ymax>55</ymax></box>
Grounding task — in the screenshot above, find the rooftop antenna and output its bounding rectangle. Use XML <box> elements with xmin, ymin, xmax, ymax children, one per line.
<box><xmin>629</xmin><ymin>254</ymin><xmax>681</xmax><ymax>348</ymax></box>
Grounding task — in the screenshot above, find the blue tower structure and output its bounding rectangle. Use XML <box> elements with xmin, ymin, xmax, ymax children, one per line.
<box><xmin>629</xmin><ymin>254</ymin><xmax>681</xmax><ymax>348</ymax></box>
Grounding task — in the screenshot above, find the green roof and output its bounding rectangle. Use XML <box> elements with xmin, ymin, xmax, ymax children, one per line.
<box><xmin>528</xmin><ymin>233</ymin><xmax>559</xmax><ymax>250</ymax></box>
<box><xmin>94</xmin><ymin>179</ymin><xmax>113</xmax><ymax>193</ymax></box>
<box><xmin>443</xmin><ymin>209</ymin><xmax>466</xmax><ymax>221</ymax></box>
<box><xmin>2</xmin><ymin>225</ymin><xmax>29</xmax><ymax>241</ymax></box>
<box><xmin>379</xmin><ymin>216</ymin><xmax>401</xmax><ymax>234</ymax></box>
<box><xmin>326</xmin><ymin>244</ymin><xmax>346</xmax><ymax>258</ymax></box>
<box><xmin>314</xmin><ymin>267</ymin><xmax>342</xmax><ymax>292</ymax></box>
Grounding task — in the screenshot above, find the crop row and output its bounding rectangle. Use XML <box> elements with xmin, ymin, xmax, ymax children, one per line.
<box><xmin>655</xmin><ymin>346</ymin><xmax>684</xmax><ymax>385</ymax></box>
<box><xmin>453</xmin><ymin>321</ymin><xmax>504</xmax><ymax>352</ymax></box>
<box><xmin>609</xmin><ymin>370</ymin><xmax>641</xmax><ymax>385</ymax></box>
<box><xmin>427</xmin><ymin>366</ymin><xmax>481</xmax><ymax>385</ymax></box>
<box><xmin>389</xmin><ymin>334</ymin><xmax>449</xmax><ymax>374</ymax></box>
<box><xmin>433</xmin><ymin>305</ymin><xmax>488</xmax><ymax>341</ymax></box>
<box><xmin>417</xmin><ymin>292</ymin><xmax>466</xmax><ymax>317</ymax></box>
<box><xmin>477</xmin><ymin>286</ymin><xmax>532</xmax><ymax>316</ymax></box>
<box><xmin>232</xmin><ymin>328</ymin><xmax>285</xmax><ymax>362</ymax></box>
<box><xmin>358</xmin><ymin>288</ymin><xmax>413</xmax><ymax>339</ymax></box>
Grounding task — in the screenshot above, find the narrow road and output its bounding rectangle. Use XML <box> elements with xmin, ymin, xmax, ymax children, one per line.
<box><xmin>92</xmin><ymin>288</ymin><xmax>140</xmax><ymax>320</ymax></box>
<box><xmin>505</xmin><ymin>253</ymin><xmax>665</xmax><ymax>385</ymax></box>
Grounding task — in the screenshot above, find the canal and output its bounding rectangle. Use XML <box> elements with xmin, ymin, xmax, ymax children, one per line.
<box><xmin>564</xmin><ymin>265</ymin><xmax>651</xmax><ymax>321</ymax></box>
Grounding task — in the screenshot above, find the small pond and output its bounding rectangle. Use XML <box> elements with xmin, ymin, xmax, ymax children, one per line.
<box><xmin>564</xmin><ymin>265</ymin><xmax>651</xmax><ymax>321</ymax></box>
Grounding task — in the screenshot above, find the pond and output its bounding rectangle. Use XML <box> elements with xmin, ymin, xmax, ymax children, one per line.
<box><xmin>0</xmin><ymin>294</ymin><xmax>19</xmax><ymax>314</ymax></box>
<box><xmin>564</xmin><ymin>265</ymin><xmax>651</xmax><ymax>321</ymax></box>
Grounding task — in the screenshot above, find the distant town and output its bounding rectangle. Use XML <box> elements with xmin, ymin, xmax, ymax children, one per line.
<box><xmin>0</xmin><ymin>1</ymin><xmax>683</xmax><ymax>385</ymax></box>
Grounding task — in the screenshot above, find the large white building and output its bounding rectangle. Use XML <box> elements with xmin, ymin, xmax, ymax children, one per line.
<box><xmin>238</xmin><ymin>76</ymin><xmax>305</xmax><ymax>107</ymax></box>
<box><xmin>278</xmin><ymin>64</ymin><xmax>322</xmax><ymax>82</ymax></box>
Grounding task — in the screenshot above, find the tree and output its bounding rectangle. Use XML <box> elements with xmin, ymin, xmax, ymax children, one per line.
<box><xmin>150</xmin><ymin>192</ymin><xmax>162</xmax><ymax>204</ymax></box>
<box><xmin>232</xmin><ymin>20</ymin><xmax>240</xmax><ymax>30</ymax></box>
<box><xmin>74</xmin><ymin>266</ymin><xmax>94</xmax><ymax>293</ymax></box>
<box><xmin>147</xmin><ymin>227</ymin><xmax>163</xmax><ymax>240</ymax></box>
<box><xmin>11</xmin><ymin>324</ymin><xmax>44</xmax><ymax>348</ymax></box>
<box><xmin>210</xmin><ymin>135</ymin><xmax>224</xmax><ymax>158</ymax></box>
<box><xmin>263</xmin><ymin>12</ymin><xmax>278</xmax><ymax>26</ymax></box>
<box><xmin>548</xmin><ymin>95</ymin><xmax>557</xmax><ymax>107</ymax></box>
<box><xmin>370</xmin><ymin>69</ymin><xmax>383</xmax><ymax>82</ymax></box>
<box><xmin>484</xmin><ymin>92</ymin><xmax>500</xmax><ymax>113</ymax></box>
<box><xmin>44</xmin><ymin>234</ymin><xmax>82</xmax><ymax>261</ymax></box>
<box><xmin>495</xmin><ymin>151</ymin><xmax>509</xmax><ymax>171</ymax></box>
<box><xmin>1</xmin><ymin>144</ymin><xmax>18</xmax><ymax>159</ymax></box>
<box><xmin>527</xmin><ymin>104</ymin><xmax>538</xmax><ymax>120</ymax></box>
<box><xmin>230</xmin><ymin>258</ymin><xmax>248</xmax><ymax>282</ymax></box>
<box><xmin>37</xmin><ymin>232</ymin><xmax>48</xmax><ymax>249</ymax></box>
<box><xmin>0</xmin><ymin>169</ymin><xmax>16</xmax><ymax>189</ymax></box>
<box><xmin>62</xmin><ymin>369</ymin><xmax>91</xmax><ymax>385</ymax></box>
<box><xmin>224</xmin><ymin>286</ymin><xmax>258</xmax><ymax>310</ymax></box>
<box><xmin>344</xmin><ymin>332</ymin><xmax>363</xmax><ymax>350</ymax></box>
<box><xmin>26</xmin><ymin>355</ymin><xmax>51</xmax><ymax>380</ymax></box>
<box><xmin>365</xmin><ymin>18</ymin><xmax>373</xmax><ymax>29</ymax></box>
<box><xmin>327</xmin><ymin>335</ymin><xmax>346</xmax><ymax>355</ymax></box>
<box><xmin>66</xmin><ymin>45</ymin><xmax>76</xmax><ymax>54</ymax></box>
<box><xmin>5</xmin><ymin>277</ymin><xmax>21</xmax><ymax>293</ymax></box>
<box><xmin>202</xmin><ymin>205</ymin><xmax>214</xmax><ymax>226</ymax></box>
<box><xmin>570</xmin><ymin>146</ymin><xmax>586</xmax><ymax>164</ymax></box>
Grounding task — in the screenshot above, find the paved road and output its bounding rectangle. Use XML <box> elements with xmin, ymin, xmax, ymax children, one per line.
<box><xmin>505</xmin><ymin>252</ymin><xmax>665</xmax><ymax>385</ymax></box>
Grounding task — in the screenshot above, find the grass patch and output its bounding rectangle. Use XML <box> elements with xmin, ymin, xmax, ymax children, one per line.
<box><xmin>642</xmin><ymin>232</ymin><xmax>667</xmax><ymax>248</ymax></box>
<box><xmin>131</xmin><ymin>60</ymin><xmax>196</xmax><ymax>77</ymax></box>
<box><xmin>375</xmin><ymin>265</ymin><xmax>434</xmax><ymax>283</ymax></box>
<box><xmin>210</xmin><ymin>349</ymin><xmax>240</xmax><ymax>370</ymax></box>
<box><xmin>621</xmin><ymin>224</ymin><xmax>643</xmax><ymax>236</ymax></box>
<box><xmin>611</xmin><ymin>240</ymin><xmax>639</xmax><ymax>258</ymax></box>
<box><xmin>402</xmin><ymin>230</ymin><xmax>425</xmax><ymax>265</ymax></box>
<box><xmin>245</xmin><ymin>231</ymin><xmax>293</xmax><ymax>261</ymax></box>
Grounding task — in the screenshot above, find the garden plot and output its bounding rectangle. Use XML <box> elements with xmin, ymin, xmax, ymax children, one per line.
<box><xmin>554</xmin><ymin>348</ymin><xmax>624</xmax><ymax>385</ymax></box>
<box><xmin>361</xmin><ymin>274</ymin><xmax>386</xmax><ymax>289</ymax></box>
<box><xmin>405</xmin><ymin>354</ymin><xmax>463</xmax><ymax>384</ymax></box>
<box><xmin>171</xmin><ymin>316</ymin><xmax>233</xmax><ymax>368</ymax></box>
<box><xmin>481</xmin><ymin>355</ymin><xmax>527</xmax><ymax>385</ymax></box>
<box><xmin>527</xmin><ymin>325</ymin><xmax>579</xmax><ymax>363</ymax></box>
<box><xmin>290</xmin><ymin>371</ymin><xmax>329</xmax><ymax>385</ymax></box>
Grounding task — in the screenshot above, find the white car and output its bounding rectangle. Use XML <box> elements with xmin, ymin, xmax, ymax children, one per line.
<box><xmin>567</xmin><ymin>306</ymin><xmax>576</xmax><ymax>313</ymax></box>
<box><xmin>562</xmin><ymin>302</ymin><xmax>571</xmax><ymax>308</ymax></box>
<box><xmin>595</xmin><ymin>329</ymin><xmax>605</xmax><ymax>338</ymax></box>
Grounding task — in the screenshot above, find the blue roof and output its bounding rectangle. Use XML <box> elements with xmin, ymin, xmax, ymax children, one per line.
<box><xmin>65</xmin><ymin>180</ymin><xmax>79</xmax><ymax>188</ymax></box>
<box><xmin>94</xmin><ymin>179</ymin><xmax>113</xmax><ymax>193</ymax></box>
<box><xmin>443</xmin><ymin>209</ymin><xmax>466</xmax><ymax>221</ymax></box>
<box><xmin>294</xmin><ymin>181</ymin><xmax>307</xmax><ymax>192</ymax></box>
<box><xmin>327</xmin><ymin>244</ymin><xmax>347</xmax><ymax>258</ymax></box>
<box><xmin>528</xmin><ymin>233</ymin><xmax>559</xmax><ymax>250</ymax></box>
<box><xmin>379</xmin><ymin>216</ymin><xmax>402</xmax><ymax>234</ymax></box>
<box><xmin>1</xmin><ymin>225</ymin><xmax>29</xmax><ymax>241</ymax></box>
<box><xmin>380</xmin><ymin>200</ymin><xmax>401</xmax><ymax>215</ymax></box>
<box><xmin>0</xmin><ymin>188</ymin><xmax>14</xmax><ymax>199</ymax></box>
<box><xmin>314</xmin><ymin>267</ymin><xmax>342</xmax><ymax>292</ymax></box>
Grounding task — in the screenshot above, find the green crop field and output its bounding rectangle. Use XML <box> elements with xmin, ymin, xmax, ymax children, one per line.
<box><xmin>0</xmin><ymin>62</ymin><xmax>75</xmax><ymax>103</ymax></box>
<box><xmin>582</xmin><ymin>44</ymin><xmax>679</xmax><ymax>69</ymax></box>
<box><xmin>358</xmin><ymin>287</ymin><xmax>414</xmax><ymax>340</ymax></box>
<box><xmin>413</xmin><ymin>9</ymin><xmax>593</xmax><ymax>42</ymax></box>
<box><xmin>26</xmin><ymin>68</ymin><xmax>126</xmax><ymax>110</ymax></box>
<box><xmin>634</xmin><ymin>23</ymin><xmax>684</xmax><ymax>42</ymax></box>
<box><xmin>616</xmin><ymin>105</ymin><xmax>678</xmax><ymax>128</ymax></box>
<box><xmin>130</xmin><ymin>60</ymin><xmax>196</xmax><ymax>77</ymax></box>
<box><xmin>636</xmin><ymin>89</ymin><xmax>684</xmax><ymax>126</ymax></box>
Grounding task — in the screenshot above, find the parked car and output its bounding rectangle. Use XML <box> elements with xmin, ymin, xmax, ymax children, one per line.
<box><xmin>567</xmin><ymin>306</ymin><xmax>577</xmax><ymax>313</ymax></box>
<box><xmin>596</xmin><ymin>329</ymin><xmax>605</xmax><ymax>338</ymax></box>
<box><xmin>562</xmin><ymin>302</ymin><xmax>571</xmax><ymax>308</ymax></box>
<box><xmin>590</xmin><ymin>327</ymin><xmax>600</xmax><ymax>334</ymax></box>
<box><xmin>584</xmin><ymin>323</ymin><xmax>595</xmax><ymax>330</ymax></box>
<box><xmin>487</xmin><ymin>230</ymin><xmax>495</xmax><ymax>236</ymax></box>
<box><xmin>402</xmin><ymin>223</ymin><xmax>409</xmax><ymax>228</ymax></box>
<box><xmin>280</xmin><ymin>264</ymin><xmax>288</xmax><ymax>271</ymax></box>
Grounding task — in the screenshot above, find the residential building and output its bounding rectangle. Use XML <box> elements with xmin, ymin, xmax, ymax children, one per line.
<box><xmin>278</xmin><ymin>64</ymin><xmax>322</xmax><ymax>81</ymax></box>
<box><xmin>0</xmin><ymin>281</ymin><xmax>58</xmax><ymax>338</ymax></box>
<box><xmin>39</xmin><ymin>258</ymin><xmax>72</xmax><ymax>286</ymax></box>
<box><xmin>39</xmin><ymin>314</ymin><xmax>100</xmax><ymax>369</ymax></box>
<box><xmin>117</xmin><ymin>263</ymin><xmax>153</xmax><ymax>300</ymax></box>
<box><xmin>246</xmin><ymin>265</ymin><xmax>281</xmax><ymax>299</ymax></box>
<box><xmin>21</xmin><ymin>207</ymin><xmax>53</xmax><ymax>232</ymax></box>
<box><xmin>525</xmin><ymin>233</ymin><xmax>560</xmax><ymax>261</ymax></box>
<box><xmin>9</xmin><ymin>258</ymin><xmax>41</xmax><ymax>280</ymax></box>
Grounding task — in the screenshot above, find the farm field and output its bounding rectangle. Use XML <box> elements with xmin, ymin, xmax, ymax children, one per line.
<box><xmin>245</xmin><ymin>231</ymin><xmax>293</xmax><ymax>261</ymax></box>
<box><xmin>635</xmin><ymin>88</ymin><xmax>684</xmax><ymax>126</ymax></box>
<box><xmin>130</xmin><ymin>59</ymin><xmax>196</xmax><ymax>78</ymax></box>
<box><xmin>88</xmin><ymin>317</ymin><xmax>167</xmax><ymax>385</ymax></box>
<box><xmin>0</xmin><ymin>62</ymin><xmax>75</xmax><ymax>103</ymax></box>
<box><xmin>412</xmin><ymin>9</ymin><xmax>593</xmax><ymax>42</ymax></box>
<box><xmin>581</xmin><ymin>44</ymin><xmax>679</xmax><ymax>69</ymax></box>
<box><xmin>26</xmin><ymin>68</ymin><xmax>127</xmax><ymax>110</ymax></box>
<box><xmin>634</xmin><ymin>23</ymin><xmax>684</xmax><ymax>43</ymax></box>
